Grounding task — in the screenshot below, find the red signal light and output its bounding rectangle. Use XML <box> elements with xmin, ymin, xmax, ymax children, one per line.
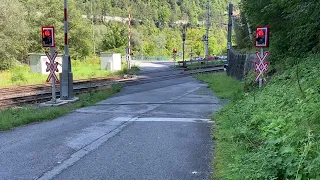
<box><xmin>42</xmin><ymin>26</ymin><xmax>55</xmax><ymax>47</ymax></box>
<box><xmin>255</xmin><ymin>26</ymin><xmax>269</xmax><ymax>48</ymax></box>
<box><xmin>44</xmin><ymin>30</ymin><xmax>51</xmax><ymax>36</ymax></box>
<box><xmin>173</xmin><ymin>48</ymin><xmax>178</xmax><ymax>53</ymax></box>
<box><xmin>257</xmin><ymin>30</ymin><xmax>264</xmax><ymax>36</ymax></box>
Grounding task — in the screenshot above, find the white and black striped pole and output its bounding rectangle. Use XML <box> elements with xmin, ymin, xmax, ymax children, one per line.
<box><xmin>60</xmin><ymin>0</ymin><xmax>74</xmax><ymax>100</ymax></box>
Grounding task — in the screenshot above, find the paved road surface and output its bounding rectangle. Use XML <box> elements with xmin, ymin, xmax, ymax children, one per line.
<box><xmin>0</xmin><ymin>61</ymin><xmax>223</xmax><ymax>180</ymax></box>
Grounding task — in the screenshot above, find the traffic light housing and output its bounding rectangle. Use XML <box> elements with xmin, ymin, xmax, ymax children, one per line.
<box><xmin>255</xmin><ymin>26</ymin><xmax>269</xmax><ymax>48</ymax></box>
<box><xmin>202</xmin><ymin>35</ymin><xmax>207</xmax><ymax>41</ymax></box>
<box><xmin>173</xmin><ymin>48</ymin><xmax>178</xmax><ymax>53</ymax></box>
<box><xmin>42</xmin><ymin>26</ymin><xmax>55</xmax><ymax>47</ymax></box>
<box><xmin>182</xmin><ymin>33</ymin><xmax>186</xmax><ymax>41</ymax></box>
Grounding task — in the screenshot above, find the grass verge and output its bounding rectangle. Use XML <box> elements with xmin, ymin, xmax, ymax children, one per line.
<box><xmin>171</xmin><ymin>60</ymin><xmax>225</xmax><ymax>69</ymax></box>
<box><xmin>0</xmin><ymin>56</ymin><xmax>140</xmax><ymax>88</ymax></box>
<box><xmin>195</xmin><ymin>72</ymin><xmax>244</xmax><ymax>99</ymax></box>
<box><xmin>197</xmin><ymin>55</ymin><xmax>320</xmax><ymax>179</ymax></box>
<box><xmin>0</xmin><ymin>85</ymin><xmax>122</xmax><ymax>131</ymax></box>
<box><xmin>186</xmin><ymin>60</ymin><xmax>225</xmax><ymax>70</ymax></box>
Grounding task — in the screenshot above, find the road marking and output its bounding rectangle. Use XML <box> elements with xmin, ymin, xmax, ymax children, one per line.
<box><xmin>36</xmin><ymin>117</ymin><xmax>137</xmax><ymax>180</ymax></box>
<box><xmin>113</xmin><ymin>117</ymin><xmax>213</xmax><ymax>123</ymax></box>
<box><xmin>96</xmin><ymin>102</ymin><xmax>220</xmax><ymax>105</ymax></box>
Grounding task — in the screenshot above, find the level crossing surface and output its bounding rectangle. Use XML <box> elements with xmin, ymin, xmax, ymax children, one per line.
<box><xmin>0</xmin><ymin>61</ymin><xmax>224</xmax><ymax>180</ymax></box>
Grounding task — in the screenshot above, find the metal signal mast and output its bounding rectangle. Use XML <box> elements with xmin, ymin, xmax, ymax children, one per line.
<box><xmin>127</xmin><ymin>10</ymin><xmax>132</xmax><ymax>69</ymax></box>
<box><xmin>59</xmin><ymin>0</ymin><xmax>74</xmax><ymax>100</ymax></box>
<box><xmin>205</xmin><ymin>0</ymin><xmax>210</xmax><ymax>62</ymax></box>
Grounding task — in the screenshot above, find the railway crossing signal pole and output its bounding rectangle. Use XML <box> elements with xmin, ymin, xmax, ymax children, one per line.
<box><xmin>42</xmin><ymin>26</ymin><xmax>59</xmax><ymax>104</ymax></box>
<box><xmin>259</xmin><ymin>48</ymin><xmax>264</xmax><ymax>88</ymax></box>
<box><xmin>182</xmin><ymin>26</ymin><xmax>186</xmax><ymax>68</ymax></box>
<box><xmin>46</xmin><ymin>48</ymin><xmax>59</xmax><ymax>104</ymax></box>
<box><xmin>127</xmin><ymin>10</ymin><xmax>132</xmax><ymax>69</ymax></box>
<box><xmin>60</xmin><ymin>0</ymin><xmax>74</xmax><ymax>100</ymax></box>
<box><xmin>254</xmin><ymin>26</ymin><xmax>270</xmax><ymax>88</ymax></box>
<box><xmin>50</xmin><ymin>48</ymin><xmax>57</xmax><ymax>103</ymax></box>
<box><xmin>173</xmin><ymin>48</ymin><xmax>177</xmax><ymax>67</ymax></box>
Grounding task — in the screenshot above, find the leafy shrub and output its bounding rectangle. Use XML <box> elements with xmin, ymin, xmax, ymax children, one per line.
<box><xmin>0</xmin><ymin>59</ymin><xmax>14</xmax><ymax>71</ymax></box>
<box><xmin>212</xmin><ymin>55</ymin><xmax>320</xmax><ymax>179</ymax></box>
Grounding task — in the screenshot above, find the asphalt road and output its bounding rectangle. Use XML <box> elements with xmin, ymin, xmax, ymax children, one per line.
<box><xmin>0</xmin><ymin>61</ymin><xmax>223</xmax><ymax>180</ymax></box>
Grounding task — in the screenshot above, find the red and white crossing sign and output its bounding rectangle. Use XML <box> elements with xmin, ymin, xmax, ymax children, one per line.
<box><xmin>254</xmin><ymin>51</ymin><xmax>270</xmax><ymax>82</ymax></box>
<box><xmin>45</xmin><ymin>51</ymin><xmax>60</xmax><ymax>83</ymax></box>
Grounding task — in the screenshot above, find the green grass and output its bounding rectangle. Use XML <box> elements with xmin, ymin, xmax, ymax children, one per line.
<box><xmin>0</xmin><ymin>56</ymin><xmax>140</xmax><ymax>88</ymax></box>
<box><xmin>195</xmin><ymin>72</ymin><xmax>244</xmax><ymax>99</ymax></box>
<box><xmin>187</xmin><ymin>60</ymin><xmax>225</xmax><ymax>69</ymax></box>
<box><xmin>197</xmin><ymin>55</ymin><xmax>320</xmax><ymax>179</ymax></box>
<box><xmin>171</xmin><ymin>60</ymin><xmax>225</xmax><ymax>69</ymax></box>
<box><xmin>0</xmin><ymin>85</ymin><xmax>122</xmax><ymax>131</ymax></box>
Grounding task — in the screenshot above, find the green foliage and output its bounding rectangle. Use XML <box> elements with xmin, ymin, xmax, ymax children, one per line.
<box><xmin>233</xmin><ymin>14</ymin><xmax>253</xmax><ymax>50</ymax></box>
<box><xmin>240</xmin><ymin>0</ymin><xmax>320</xmax><ymax>59</ymax></box>
<box><xmin>0</xmin><ymin>0</ymin><xmax>29</xmax><ymax>69</ymax></box>
<box><xmin>100</xmin><ymin>22</ymin><xmax>127</xmax><ymax>52</ymax></box>
<box><xmin>24</xmin><ymin>0</ymin><xmax>93</xmax><ymax>59</ymax></box>
<box><xmin>196</xmin><ymin>72</ymin><xmax>244</xmax><ymax>99</ymax></box>
<box><xmin>0</xmin><ymin>85</ymin><xmax>122</xmax><ymax>131</ymax></box>
<box><xmin>1</xmin><ymin>0</ymin><xmax>236</xmax><ymax>70</ymax></box>
<box><xmin>211</xmin><ymin>55</ymin><xmax>320</xmax><ymax>179</ymax></box>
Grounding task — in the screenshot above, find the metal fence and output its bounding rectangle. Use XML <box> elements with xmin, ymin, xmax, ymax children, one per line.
<box><xmin>227</xmin><ymin>47</ymin><xmax>256</xmax><ymax>80</ymax></box>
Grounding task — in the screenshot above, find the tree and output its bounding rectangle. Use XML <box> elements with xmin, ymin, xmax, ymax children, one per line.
<box><xmin>21</xmin><ymin>0</ymin><xmax>93</xmax><ymax>59</ymax></box>
<box><xmin>241</xmin><ymin>0</ymin><xmax>320</xmax><ymax>60</ymax></box>
<box><xmin>100</xmin><ymin>22</ymin><xmax>127</xmax><ymax>52</ymax></box>
<box><xmin>0</xmin><ymin>0</ymin><xmax>29</xmax><ymax>70</ymax></box>
<box><xmin>0</xmin><ymin>0</ymin><xmax>233</xmax><ymax>70</ymax></box>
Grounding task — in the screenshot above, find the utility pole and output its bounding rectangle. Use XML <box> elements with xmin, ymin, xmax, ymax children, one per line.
<box><xmin>127</xmin><ymin>10</ymin><xmax>132</xmax><ymax>69</ymax></box>
<box><xmin>60</xmin><ymin>0</ymin><xmax>74</xmax><ymax>100</ymax></box>
<box><xmin>91</xmin><ymin>0</ymin><xmax>95</xmax><ymax>55</ymax></box>
<box><xmin>227</xmin><ymin>3</ymin><xmax>233</xmax><ymax>66</ymax></box>
<box><xmin>245</xmin><ymin>15</ymin><xmax>253</xmax><ymax>41</ymax></box>
<box><xmin>205</xmin><ymin>0</ymin><xmax>210</xmax><ymax>63</ymax></box>
<box><xmin>182</xmin><ymin>25</ymin><xmax>186</xmax><ymax>67</ymax></box>
<box><xmin>190</xmin><ymin>48</ymin><xmax>194</xmax><ymax>60</ymax></box>
<box><xmin>190</xmin><ymin>48</ymin><xmax>194</xmax><ymax>65</ymax></box>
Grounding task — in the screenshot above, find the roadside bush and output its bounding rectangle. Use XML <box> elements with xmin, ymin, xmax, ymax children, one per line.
<box><xmin>212</xmin><ymin>55</ymin><xmax>320</xmax><ymax>179</ymax></box>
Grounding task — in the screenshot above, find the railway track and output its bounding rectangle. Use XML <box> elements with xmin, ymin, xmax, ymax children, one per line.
<box><xmin>0</xmin><ymin>76</ymin><xmax>123</xmax><ymax>99</ymax></box>
<box><xmin>0</xmin><ymin>66</ymin><xmax>224</xmax><ymax>109</ymax></box>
